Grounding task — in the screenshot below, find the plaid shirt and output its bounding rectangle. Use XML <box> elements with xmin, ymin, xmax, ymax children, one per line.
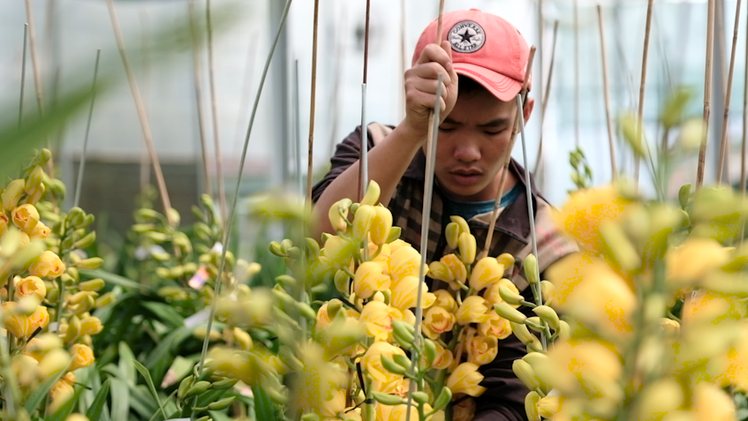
<box><xmin>313</xmin><ymin>123</ymin><xmax>578</xmax><ymax>421</ymax></box>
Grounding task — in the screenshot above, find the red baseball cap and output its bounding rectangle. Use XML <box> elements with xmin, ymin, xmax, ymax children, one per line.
<box><xmin>412</xmin><ymin>9</ymin><xmax>531</xmax><ymax>102</ymax></box>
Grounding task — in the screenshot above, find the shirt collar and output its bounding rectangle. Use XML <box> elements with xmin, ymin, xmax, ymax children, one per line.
<box><xmin>403</xmin><ymin>150</ymin><xmax>543</xmax><ymax>244</ymax></box>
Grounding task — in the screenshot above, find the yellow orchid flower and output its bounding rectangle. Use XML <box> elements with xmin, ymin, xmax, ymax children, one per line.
<box><xmin>381</xmin><ymin>403</ymin><xmax>433</xmax><ymax>421</ymax></box>
<box><xmin>422</xmin><ymin>306</ymin><xmax>456</xmax><ymax>339</ymax></box>
<box><xmin>323</xmin><ymin>236</ymin><xmax>356</xmax><ymax>269</ymax></box>
<box><xmin>0</xmin><ymin>213</ymin><xmax>8</xmax><ymax>237</ymax></box>
<box><xmin>292</xmin><ymin>343</ymin><xmax>348</xmax><ymax>416</ymax></box>
<box><xmin>483</xmin><ymin>278</ymin><xmax>521</xmax><ymax>308</ymax></box>
<box><xmin>11</xmin><ymin>203</ymin><xmax>40</xmax><ymax>234</ymax></box>
<box><xmin>692</xmin><ymin>382</ymin><xmax>737</xmax><ymax>420</ymax></box>
<box><xmin>370</xmin><ymin>206</ymin><xmax>393</xmax><ymax>246</ymax></box>
<box><xmin>431</xmin><ymin>340</ymin><xmax>454</xmax><ymax>370</ymax></box>
<box><xmin>447</xmin><ymin>362</ymin><xmax>486</xmax><ymax>397</ymax></box>
<box><xmin>30</xmin><ymin>221</ymin><xmax>51</xmax><ymax>239</ymax></box>
<box><xmin>537</xmin><ymin>395</ymin><xmax>566</xmax><ymax>419</ymax></box>
<box><xmin>442</xmin><ymin>254</ymin><xmax>467</xmax><ymax>289</ymax></box>
<box><xmin>362</xmin><ymin>341</ymin><xmax>406</xmax><ymax>383</ymax></box>
<box><xmin>455</xmin><ymin>296</ymin><xmax>491</xmax><ymax>325</ymax></box>
<box><xmin>12</xmin><ymin>354</ymin><xmax>38</xmax><ymax>387</ymax></box>
<box><xmin>552</xmin><ymin>184</ymin><xmax>632</xmax><ymax>253</ymax></box>
<box><xmin>467</xmin><ymin>330</ymin><xmax>498</xmax><ymax>366</ymax></box>
<box><xmin>389</xmin><ymin>275</ymin><xmax>435</xmax><ymax>310</ymax></box>
<box><xmin>432</xmin><ymin>289</ymin><xmax>457</xmax><ymax>312</ymax></box>
<box><xmin>15</xmin><ymin>276</ymin><xmax>46</xmax><ymax>301</ymax></box>
<box><xmin>2</xmin><ymin>301</ymin><xmax>49</xmax><ymax>339</ymax></box>
<box><xmin>478</xmin><ymin>312</ymin><xmax>513</xmax><ymax>340</ymax></box>
<box><xmin>469</xmin><ymin>257</ymin><xmax>504</xmax><ymax>292</ymax></box>
<box><xmin>28</xmin><ymin>250</ymin><xmax>66</xmax><ymax>279</ymax></box>
<box><xmin>547</xmin><ymin>252</ymin><xmax>635</xmax><ymax>337</ymax></box>
<box><xmin>354</xmin><ymin>261</ymin><xmax>391</xmax><ymax>299</ymax></box>
<box><xmin>79</xmin><ymin>316</ymin><xmax>104</xmax><ymax>336</ymax></box>
<box><xmin>69</xmin><ymin>344</ymin><xmax>95</xmax><ymax>371</ymax></box>
<box><xmin>386</xmin><ymin>246</ymin><xmax>428</xmax><ymax>285</ymax></box>
<box><xmin>48</xmin><ymin>372</ymin><xmax>75</xmax><ymax>414</ymax></box>
<box><xmin>359</xmin><ymin>300</ymin><xmax>402</xmax><ymax>342</ymax></box>
<box><xmin>452</xmin><ymin>397</ymin><xmax>476</xmax><ymax>421</ymax></box>
<box><xmin>666</xmin><ymin>237</ymin><xmax>731</xmax><ymax>285</ymax></box>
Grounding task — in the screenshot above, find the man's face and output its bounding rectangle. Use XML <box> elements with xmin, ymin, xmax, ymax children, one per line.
<box><xmin>433</xmin><ymin>88</ymin><xmax>532</xmax><ymax>202</ymax></box>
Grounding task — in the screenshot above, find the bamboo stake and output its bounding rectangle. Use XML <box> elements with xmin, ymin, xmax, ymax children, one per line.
<box><xmin>743</xmin><ymin>3</ymin><xmax>748</xmax><ymax>196</ymax></box>
<box><xmin>742</xmin><ymin>4</ymin><xmax>748</xmax><ymax>248</ymax></box>
<box><xmin>23</xmin><ymin>0</ymin><xmax>44</xmax><ymax>118</ymax></box>
<box><xmin>533</xmin><ymin>20</ymin><xmax>559</xmax><ymax>177</ymax></box>
<box><xmin>400</xmin><ymin>0</ymin><xmax>408</xmax><ymax>120</ymax></box>
<box><xmin>423</xmin><ymin>0</ymin><xmax>447</xmax><ymax>166</ymax></box>
<box><xmin>305</xmin><ymin>0</ymin><xmax>321</xmax><ymax>209</ymax></box>
<box><xmin>206</xmin><ymin>0</ymin><xmax>228</xmax><ymax>224</ymax></box>
<box><xmin>188</xmin><ymin>0</ymin><xmax>213</xmax><ymax>197</ymax></box>
<box><xmin>295</xmin><ymin>60</ymin><xmax>303</xmax><ymax>197</ymax></box>
<box><xmin>698</xmin><ymin>0</ymin><xmax>716</xmax><ymax>188</ymax></box>
<box><xmin>635</xmin><ymin>0</ymin><xmax>654</xmax><ymax>187</ymax></box>
<box><xmin>106</xmin><ymin>0</ymin><xmax>174</xmax><ymax>226</ymax></box>
<box><xmin>574</xmin><ymin>0</ymin><xmax>579</xmax><ymax>148</ymax></box>
<box><xmin>479</xmin><ymin>47</ymin><xmax>537</xmax><ymax>260</ymax></box>
<box><xmin>406</xmin><ymin>72</ymin><xmax>444</xmax><ymax>421</ymax></box>
<box><xmin>18</xmin><ymin>24</ymin><xmax>28</xmax><ymax>128</ymax></box>
<box><xmin>73</xmin><ymin>49</ymin><xmax>101</xmax><ymax>209</ymax></box>
<box><xmin>717</xmin><ymin>0</ymin><xmax>743</xmax><ymax>184</ymax></box>
<box><xmin>196</xmin><ymin>0</ymin><xmax>294</xmax><ymax>378</ymax></box>
<box><xmin>358</xmin><ymin>0</ymin><xmax>372</xmax><ymax>201</ymax></box>
<box><xmin>598</xmin><ymin>6</ymin><xmax>617</xmax><ymax>180</ymax></box>
<box><xmin>404</xmin><ymin>5</ymin><xmax>446</xmax><ymax>420</ymax></box>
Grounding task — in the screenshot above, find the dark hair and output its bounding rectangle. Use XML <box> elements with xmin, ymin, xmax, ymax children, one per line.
<box><xmin>457</xmin><ymin>76</ymin><xmax>486</xmax><ymax>98</ymax></box>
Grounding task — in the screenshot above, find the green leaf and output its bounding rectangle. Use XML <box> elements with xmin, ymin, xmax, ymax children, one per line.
<box><xmin>142</xmin><ymin>301</ymin><xmax>185</xmax><ymax>328</ymax></box>
<box><xmin>119</xmin><ymin>342</ymin><xmax>137</xmax><ymax>386</ymax></box>
<box><xmin>49</xmin><ymin>383</ymin><xmax>86</xmax><ymax>421</ymax></box>
<box><xmin>128</xmin><ymin>385</ymin><xmax>158</xmax><ymax>419</ymax></box>
<box><xmin>133</xmin><ymin>359</ymin><xmax>168</xmax><ymax>418</ymax></box>
<box><xmin>86</xmin><ymin>378</ymin><xmax>112</xmax><ymax>421</ymax></box>
<box><xmin>110</xmin><ymin>378</ymin><xmax>130</xmax><ymax>421</ymax></box>
<box><xmin>23</xmin><ymin>363</ymin><xmax>70</xmax><ymax>413</ymax></box>
<box><xmin>252</xmin><ymin>386</ymin><xmax>282</xmax><ymax>421</ymax></box>
<box><xmin>80</xmin><ymin>269</ymin><xmax>149</xmax><ymax>291</ymax></box>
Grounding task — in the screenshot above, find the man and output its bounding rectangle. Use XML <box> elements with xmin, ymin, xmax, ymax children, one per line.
<box><xmin>313</xmin><ymin>9</ymin><xmax>577</xmax><ymax>420</ymax></box>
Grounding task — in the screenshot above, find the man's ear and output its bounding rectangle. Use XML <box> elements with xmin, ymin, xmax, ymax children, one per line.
<box><xmin>523</xmin><ymin>97</ymin><xmax>535</xmax><ymax>123</ymax></box>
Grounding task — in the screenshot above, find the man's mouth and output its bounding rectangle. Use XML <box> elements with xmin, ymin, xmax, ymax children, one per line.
<box><xmin>450</xmin><ymin>169</ymin><xmax>482</xmax><ymax>185</ymax></box>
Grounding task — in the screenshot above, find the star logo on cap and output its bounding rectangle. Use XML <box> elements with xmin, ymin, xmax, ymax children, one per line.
<box><xmin>448</xmin><ymin>20</ymin><xmax>486</xmax><ymax>53</ymax></box>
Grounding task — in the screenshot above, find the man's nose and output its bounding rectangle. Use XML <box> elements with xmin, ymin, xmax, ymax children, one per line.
<box><xmin>454</xmin><ymin>143</ymin><xmax>480</xmax><ymax>162</ymax></box>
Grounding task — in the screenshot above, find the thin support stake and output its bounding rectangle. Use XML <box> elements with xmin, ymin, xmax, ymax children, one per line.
<box><xmin>188</xmin><ymin>0</ymin><xmax>213</xmax><ymax>197</ymax></box>
<box><xmin>481</xmin><ymin>47</ymin><xmax>536</xmax><ymax>260</ymax></box>
<box><xmin>73</xmin><ymin>49</ymin><xmax>101</xmax><ymax>209</ymax></box>
<box><xmin>18</xmin><ymin>24</ymin><xmax>28</xmax><ymax>128</ymax></box>
<box><xmin>516</xmin><ymin>94</ymin><xmax>544</xmax><ymax>351</ymax></box>
<box><xmin>598</xmin><ymin>6</ymin><xmax>617</xmax><ymax>180</ymax></box>
<box><xmin>24</xmin><ymin>0</ymin><xmax>45</xmax><ymax>118</ymax></box>
<box><xmin>106</xmin><ymin>0</ymin><xmax>174</xmax><ymax>226</ymax></box>
<box><xmin>574</xmin><ymin>0</ymin><xmax>579</xmax><ymax>148</ymax></box>
<box><xmin>636</xmin><ymin>0</ymin><xmax>654</xmax><ymax>187</ymax></box>
<box><xmin>196</xmin><ymin>0</ymin><xmax>294</xmax><ymax>377</ymax></box>
<box><xmin>743</xmin><ymin>0</ymin><xmax>748</xmax><ymax>197</ymax></box>
<box><xmin>533</xmin><ymin>20</ymin><xmax>559</xmax><ymax>177</ymax></box>
<box><xmin>207</xmin><ymin>0</ymin><xmax>228</xmax><ymax>224</ymax></box>
<box><xmin>360</xmin><ymin>83</ymin><xmax>369</xmax><ymax>198</ymax></box>
<box><xmin>295</xmin><ymin>60</ymin><xmax>303</xmax><ymax>197</ymax></box>
<box><xmin>306</xmin><ymin>0</ymin><xmax>321</xmax><ymax>209</ymax></box>
<box><xmin>406</xmin><ymin>73</ymin><xmax>443</xmax><ymax>421</ymax></box>
<box><xmin>359</xmin><ymin>0</ymin><xmax>372</xmax><ymax>200</ymax></box>
<box><xmin>717</xmin><ymin>0</ymin><xmax>743</xmax><ymax>184</ymax></box>
<box><xmin>698</xmin><ymin>0</ymin><xmax>716</xmax><ymax>188</ymax></box>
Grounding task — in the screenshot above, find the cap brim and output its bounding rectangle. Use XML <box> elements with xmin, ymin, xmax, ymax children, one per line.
<box><xmin>454</xmin><ymin>63</ymin><xmax>523</xmax><ymax>102</ymax></box>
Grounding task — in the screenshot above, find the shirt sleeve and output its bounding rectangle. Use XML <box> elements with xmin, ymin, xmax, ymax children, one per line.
<box><xmin>311</xmin><ymin>125</ymin><xmax>373</xmax><ymax>204</ymax></box>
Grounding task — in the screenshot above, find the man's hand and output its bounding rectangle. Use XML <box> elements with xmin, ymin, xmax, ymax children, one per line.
<box><xmin>402</xmin><ymin>40</ymin><xmax>459</xmax><ymax>140</ymax></box>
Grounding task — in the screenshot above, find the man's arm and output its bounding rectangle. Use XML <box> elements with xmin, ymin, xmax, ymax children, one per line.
<box><xmin>312</xmin><ymin>41</ymin><xmax>459</xmax><ymax>237</ymax></box>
